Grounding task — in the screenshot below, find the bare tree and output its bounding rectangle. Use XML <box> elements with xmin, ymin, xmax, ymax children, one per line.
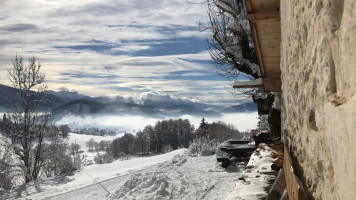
<box><xmin>86</xmin><ymin>138</ymin><xmax>95</xmax><ymax>152</ymax></box>
<box><xmin>206</xmin><ymin>0</ymin><xmax>260</xmax><ymax>80</ymax></box>
<box><xmin>5</xmin><ymin>55</ymin><xmax>50</xmax><ymax>183</ymax></box>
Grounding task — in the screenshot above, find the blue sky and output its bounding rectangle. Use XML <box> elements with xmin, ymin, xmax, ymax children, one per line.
<box><xmin>0</xmin><ymin>0</ymin><xmax>246</xmax><ymax>106</ymax></box>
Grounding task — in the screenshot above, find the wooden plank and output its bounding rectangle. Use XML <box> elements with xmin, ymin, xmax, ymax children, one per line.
<box><xmin>262</xmin><ymin>77</ymin><xmax>281</xmax><ymax>92</ymax></box>
<box><xmin>250</xmin><ymin>0</ymin><xmax>280</xmax><ymax>13</ymax></box>
<box><xmin>255</xmin><ymin>33</ymin><xmax>280</xmax><ymax>40</ymax></box>
<box><xmin>245</xmin><ymin>0</ymin><xmax>282</xmax><ymax>85</ymax></box>
<box><xmin>263</xmin><ymin>56</ymin><xmax>281</xmax><ymax>63</ymax></box>
<box><xmin>251</xmin><ymin>0</ymin><xmax>280</xmax><ymax>7</ymax></box>
<box><xmin>264</xmin><ymin>66</ymin><xmax>281</xmax><ymax>74</ymax></box>
<box><xmin>283</xmin><ymin>145</ymin><xmax>309</xmax><ymax>200</ymax></box>
<box><xmin>256</xmin><ymin>38</ymin><xmax>280</xmax><ymax>45</ymax></box>
<box><xmin>254</xmin><ymin>19</ymin><xmax>281</xmax><ymax>30</ymax></box>
<box><xmin>256</xmin><ymin>28</ymin><xmax>281</xmax><ymax>35</ymax></box>
<box><xmin>263</xmin><ymin>65</ymin><xmax>281</xmax><ymax>72</ymax></box>
<box><xmin>264</xmin><ymin>70</ymin><xmax>281</xmax><ymax>78</ymax></box>
<box><xmin>245</xmin><ymin>0</ymin><xmax>253</xmax><ymax>13</ymax></box>
<box><xmin>255</xmin><ymin>19</ymin><xmax>281</xmax><ymax>27</ymax></box>
<box><xmin>260</xmin><ymin>49</ymin><xmax>280</xmax><ymax>56</ymax></box>
<box><xmin>248</xmin><ymin>11</ymin><xmax>280</xmax><ymax>22</ymax></box>
<box><xmin>258</xmin><ymin>40</ymin><xmax>281</xmax><ymax>48</ymax></box>
<box><xmin>264</xmin><ymin>63</ymin><xmax>281</xmax><ymax>69</ymax></box>
<box><xmin>259</xmin><ymin>43</ymin><xmax>280</xmax><ymax>50</ymax></box>
<box><xmin>233</xmin><ymin>78</ymin><xmax>264</xmax><ymax>89</ymax></box>
<box><xmin>258</xmin><ymin>38</ymin><xmax>280</xmax><ymax>46</ymax></box>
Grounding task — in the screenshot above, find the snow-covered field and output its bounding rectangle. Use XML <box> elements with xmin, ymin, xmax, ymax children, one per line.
<box><xmin>108</xmin><ymin>153</ymin><xmax>244</xmax><ymax>200</ymax></box>
<box><xmin>66</xmin><ymin>133</ymin><xmax>116</xmax><ymax>151</ymax></box>
<box><xmin>3</xmin><ymin>133</ymin><xmax>247</xmax><ymax>200</ymax></box>
<box><xmin>6</xmin><ymin>149</ymin><xmax>245</xmax><ymax>200</ymax></box>
<box><xmin>2</xmin><ymin>133</ymin><xmax>281</xmax><ymax>200</ymax></box>
<box><xmin>65</xmin><ymin>133</ymin><xmax>116</xmax><ymax>161</ymax></box>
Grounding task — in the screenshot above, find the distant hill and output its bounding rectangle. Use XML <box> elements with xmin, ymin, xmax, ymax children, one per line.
<box><xmin>0</xmin><ymin>84</ymin><xmax>257</xmax><ymax>120</ymax></box>
<box><xmin>51</xmin><ymin>99</ymin><xmax>221</xmax><ymax>121</ymax></box>
<box><xmin>220</xmin><ymin>102</ymin><xmax>257</xmax><ymax>113</ymax></box>
<box><xmin>0</xmin><ymin>84</ymin><xmax>70</xmax><ymax>111</ymax></box>
<box><xmin>0</xmin><ymin>84</ymin><xmax>11</xmax><ymax>111</ymax></box>
<box><xmin>161</xmin><ymin>104</ymin><xmax>222</xmax><ymax>117</ymax></box>
<box><xmin>52</xmin><ymin>99</ymin><xmax>160</xmax><ymax>119</ymax></box>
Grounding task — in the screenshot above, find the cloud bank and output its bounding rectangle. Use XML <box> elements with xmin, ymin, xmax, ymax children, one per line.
<box><xmin>0</xmin><ymin>0</ymin><xmax>246</xmax><ymax>106</ymax></box>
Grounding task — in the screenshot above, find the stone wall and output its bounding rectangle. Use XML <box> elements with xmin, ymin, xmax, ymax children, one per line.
<box><xmin>280</xmin><ymin>0</ymin><xmax>356</xmax><ymax>199</ymax></box>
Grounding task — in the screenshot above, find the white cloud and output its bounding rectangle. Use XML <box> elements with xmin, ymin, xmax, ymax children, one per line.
<box><xmin>0</xmin><ymin>0</ymin><xmax>246</xmax><ymax>107</ymax></box>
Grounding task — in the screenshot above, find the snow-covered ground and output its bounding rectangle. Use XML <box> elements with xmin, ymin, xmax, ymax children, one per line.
<box><xmin>66</xmin><ymin>133</ymin><xmax>116</xmax><ymax>151</ymax></box>
<box><xmin>4</xmin><ymin>133</ymin><xmax>280</xmax><ymax>200</ymax></box>
<box><xmin>108</xmin><ymin>153</ymin><xmax>244</xmax><ymax>200</ymax></box>
<box><xmin>5</xmin><ymin>149</ymin><xmax>245</xmax><ymax>200</ymax></box>
<box><xmin>5</xmin><ymin>149</ymin><xmax>187</xmax><ymax>199</ymax></box>
<box><xmin>226</xmin><ymin>144</ymin><xmax>278</xmax><ymax>200</ymax></box>
<box><xmin>65</xmin><ymin>133</ymin><xmax>116</xmax><ymax>161</ymax></box>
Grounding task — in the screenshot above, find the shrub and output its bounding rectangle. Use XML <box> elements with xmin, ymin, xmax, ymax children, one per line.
<box><xmin>188</xmin><ymin>136</ymin><xmax>219</xmax><ymax>155</ymax></box>
<box><xmin>161</xmin><ymin>144</ymin><xmax>173</xmax><ymax>154</ymax></box>
<box><xmin>94</xmin><ymin>152</ymin><xmax>113</xmax><ymax>164</ymax></box>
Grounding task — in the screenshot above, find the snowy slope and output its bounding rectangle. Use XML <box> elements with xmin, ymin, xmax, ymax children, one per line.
<box><xmin>67</xmin><ymin>133</ymin><xmax>116</xmax><ymax>151</ymax></box>
<box><xmin>8</xmin><ymin>149</ymin><xmax>187</xmax><ymax>199</ymax></box>
<box><xmin>225</xmin><ymin>144</ymin><xmax>277</xmax><ymax>200</ymax></box>
<box><xmin>4</xmin><ymin>133</ymin><xmax>249</xmax><ymax>200</ymax></box>
<box><xmin>65</xmin><ymin>133</ymin><xmax>117</xmax><ymax>162</ymax></box>
<box><xmin>108</xmin><ymin>153</ymin><xmax>244</xmax><ymax>200</ymax></box>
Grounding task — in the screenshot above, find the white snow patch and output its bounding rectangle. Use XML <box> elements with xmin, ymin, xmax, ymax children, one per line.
<box><xmin>64</xmin><ymin>133</ymin><xmax>117</xmax><ymax>162</ymax></box>
<box><xmin>233</xmin><ymin>78</ymin><xmax>263</xmax><ymax>88</ymax></box>
<box><xmin>7</xmin><ymin>149</ymin><xmax>187</xmax><ymax>200</ymax></box>
<box><xmin>109</xmin><ymin>153</ymin><xmax>244</xmax><ymax>200</ymax></box>
<box><xmin>225</xmin><ymin>143</ymin><xmax>277</xmax><ymax>200</ymax></box>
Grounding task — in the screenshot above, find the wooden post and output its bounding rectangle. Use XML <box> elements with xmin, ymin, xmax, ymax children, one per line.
<box><xmin>283</xmin><ymin>145</ymin><xmax>308</xmax><ymax>200</ymax></box>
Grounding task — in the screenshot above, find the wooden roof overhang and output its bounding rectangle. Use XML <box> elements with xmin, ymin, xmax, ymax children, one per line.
<box><xmin>233</xmin><ymin>0</ymin><xmax>281</xmax><ymax>92</ymax></box>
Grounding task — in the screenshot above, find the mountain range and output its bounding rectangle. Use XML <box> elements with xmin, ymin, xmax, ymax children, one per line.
<box><xmin>0</xmin><ymin>84</ymin><xmax>257</xmax><ymax>121</ymax></box>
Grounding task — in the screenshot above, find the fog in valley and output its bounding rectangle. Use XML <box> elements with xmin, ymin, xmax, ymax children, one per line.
<box><xmin>56</xmin><ymin>112</ymin><xmax>259</xmax><ymax>135</ymax></box>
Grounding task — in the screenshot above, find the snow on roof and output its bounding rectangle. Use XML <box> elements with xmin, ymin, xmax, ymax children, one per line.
<box><xmin>233</xmin><ymin>78</ymin><xmax>263</xmax><ymax>88</ymax></box>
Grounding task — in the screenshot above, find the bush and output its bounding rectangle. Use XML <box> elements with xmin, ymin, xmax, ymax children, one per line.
<box><xmin>0</xmin><ymin>146</ymin><xmax>14</xmax><ymax>190</ymax></box>
<box><xmin>161</xmin><ymin>144</ymin><xmax>173</xmax><ymax>154</ymax></box>
<box><xmin>0</xmin><ymin>138</ymin><xmax>21</xmax><ymax>191</ymax></box>
<box><xmin>188</xmin><ymin>137</ymin><xmax>220</xmax><ymax>155</ymax></box>
<box><xmin>94</xmin><ymin>152</ymin><xmax>114</xmax><ymax>164</ymax></box>
<box><xmin>42</xmin><ymin>138</ymin><xmax>87</xmax><ymax>177</ymax></box>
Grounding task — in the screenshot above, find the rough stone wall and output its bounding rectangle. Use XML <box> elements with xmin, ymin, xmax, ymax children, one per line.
<box><xmin>280</xmin><ymin>0</ymin><xmax>356</xmax><ymax>199</ymax></box>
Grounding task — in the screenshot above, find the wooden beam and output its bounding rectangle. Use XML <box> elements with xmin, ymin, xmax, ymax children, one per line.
<box><xmin>262</xmin><ymin>77</ymin><xmax>281</xmax><ymax>92</ymax></box>
<box><xmin>250</xmin><ymin>22</ymin><xmax>265</xmax><ymax>76</ymax></box>
<box><xmin>249</xmin><ymin>0</ymin><xmax>280</xmax><ymax>14</ymax></box>
<box><xmin>248</xmin><ymin>11</ymin><xmax>280</xmax><ymax>22</ymax></box>
<box><xmin>284</xmin><ymin>145</ymin><xmax>309</xmax><ymax>200</ymax></box>
<box><xmin>245</xmin><ymin>0</ymin><xmax>253</xmax><ymax>13</ymax></box>
<box><xmin>233</xmin><ymin>78</ymin><xmax>264</xmax><ymax>89</ymax></box>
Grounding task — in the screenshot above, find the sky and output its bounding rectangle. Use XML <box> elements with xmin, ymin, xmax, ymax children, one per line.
<box><xmin>0</xmin><ymin>0</ymin><xmax>246</xmax><ymax>106</ymax></box>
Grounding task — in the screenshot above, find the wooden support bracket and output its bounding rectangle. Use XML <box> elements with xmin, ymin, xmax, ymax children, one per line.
<box><xmin>284</xmin><ymin>145</ymin><xmax>309</xmax><ymax>200</ymax></box>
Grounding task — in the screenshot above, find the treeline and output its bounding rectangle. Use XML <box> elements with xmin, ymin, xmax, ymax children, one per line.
<box><xmin>113</xmin><ymin>118</ymin><xmax>194</xmax><ymax>155</ymax></box>
<box><xmin>0</xmin><ymin>114</ymin><xmax>71</xmax><ymax>138</ymax></box>
<box><xmin>73</xmin><ymin>127</ymin><xmax>116</xmax><ymax>136</ymax></box>
<box><xmin>94</xmin><ymin>118</ymin><xmax>243</xmax><ymax>163</ymax></box>
<box><xmin>196</xmin><ymin>118</ymin><xmax>244</xmax><ymax>142</ymax></box>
